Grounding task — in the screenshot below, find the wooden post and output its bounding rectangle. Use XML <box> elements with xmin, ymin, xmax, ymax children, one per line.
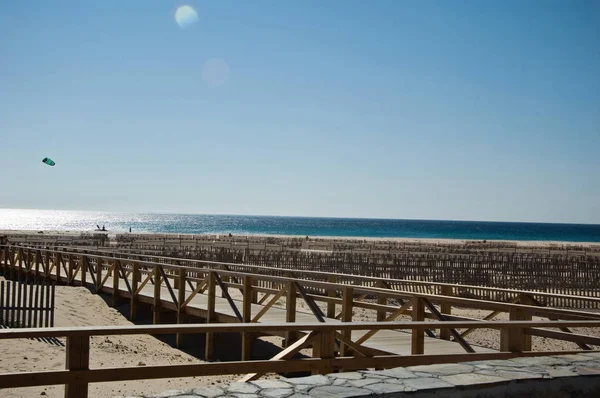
<box><xmin>44</xmin><ymin>251</ymin><xmax>50</xmax><ymax>277</ymax></box>
<box><xmin>327</xmin><ymin>275</ymin><xmax>337</xmax><ymax>318</ymax></box>
<box><xmin>376</xmin><ymin>281</ymin><xmax>387</xmax><ymax>322</ymax></box>
<box><xmin>176</xmin><ymin>268</ymin><xmax>186</xmax><ymax>348</ymax></box>
<box><xmin>112</xmin><ymin>260</ymin><xmax>120</xmax><ymax>306</ymax></box>
<box><xmin>68</xmin><ymin>254</ymin><xmax>74</xmax><ymax>285</ymax></box>
<box><xmin>285</xmin><ymin>280</ymin><xmax>297</xmax><ymax>347</ymax></box>
<box><xmin>312</xmin><ymin>330</ymin><xmax>335</xmax><ymax>374</ymax></box>
<box><xmin>500</xmin><ymin>308</ymin><xmax>531</xmax><ymax>352</ymax></box>
<box><xmin>440</xmin><ymin>286</ymin><xmax>453</xmax><ymax>340</ymax></box>
<box><xmin>80</xmin><ymin>256</ymin><xmax>87</xmax><ymax>287</ymax></box>
<box><xmin>130</xmin><ymin>262</ymin><xmax>139</xmax><ymax>320</ymax></box>
<box><xmin>242</xmin><ymin>275</ymin><xmax>254</xmax><ymax>361</ymax></box>
<box><xmin>65</xmin><ymin>335</ymin><xmax>90</xmax><ymax>398</ymax></box>
<box><xmin>340</xmin><ymin>286</ymin><xmax>354</xmax><ymax>356</ymax></box>
<box><xmin>96</xmin><ymin>257</ymin><xmax>103</xmax><ymax>293</ymax></box>
<box><xmin>411</xmin><ymin>296</ymin><xmax>425</xmax><ymax>355</ymax></box>
<box><xmin>205</xmin><ymin>272</ymin><xmax>216</xmax><ymax>360</ymax></box>
<box><xmin>35</xmin><ymin>250</ymin><xmax>40</xmax><ymax>278</ymax></box>
<box><xmin>153</xmin><ymin>267</ymin><xmax>162</xmax><ymax>324</ymax></box>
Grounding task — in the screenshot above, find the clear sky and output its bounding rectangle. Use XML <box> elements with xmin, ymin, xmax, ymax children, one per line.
<box><xmin>1</xmin><ymin>1</ymin><xmax>599</xmax><ymax>223</ymax></box>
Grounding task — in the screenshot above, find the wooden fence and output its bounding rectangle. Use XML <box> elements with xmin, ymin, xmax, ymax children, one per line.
<box><xmin>0</xmin><ymin>279</ymin><xmax>55</xmax><ymax>328</ymax></box>
<box><xmin>0</xmin><ymin>321</ymin><xmax>599</xmax><ymax>398</ymax></box>
<box><xmin>155</xmin><ymin>248</ymin><xmax>600</xmax><ymax>302</ymax></box>
<box><xmin>46</xmin><ymin>245</ymin><xmax>600</xmax><ymax>309</ymax></box>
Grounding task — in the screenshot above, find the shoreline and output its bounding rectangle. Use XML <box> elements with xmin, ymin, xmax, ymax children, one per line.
<box><xmin>2</xmin><ymin>229</ymin><xmax>599</xmax><ymax>248</ymax></box>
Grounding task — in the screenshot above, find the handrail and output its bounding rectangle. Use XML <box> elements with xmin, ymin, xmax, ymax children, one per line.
<box><xmin>2</xmin><ymin>245</ymin><xmax>600</xmax><ymax>321</ymax></box>
<box><xmin>0</xmin><ymin>320</ymin><xmax>600</xmax><ymax>339</ymax></box>
<box><xmin>7</xmin><ymin>244</ymin><xmax>600</xmax><ymax>305</ymax></box>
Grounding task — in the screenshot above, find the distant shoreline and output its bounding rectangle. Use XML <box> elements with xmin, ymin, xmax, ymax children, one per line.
<box><xmin>2</xmin><ymin>229</ymin><xmax>599</xmax><ymax>248</ymax></box>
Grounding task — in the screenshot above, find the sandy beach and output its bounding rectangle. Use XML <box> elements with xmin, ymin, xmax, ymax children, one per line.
<box><xmin>2</xmin><ymin>229</ymin><xmax>599</xmax><ymax>249</ymax></box>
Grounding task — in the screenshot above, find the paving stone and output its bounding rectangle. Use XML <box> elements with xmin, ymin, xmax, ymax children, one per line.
<box><xmin>363</xmin><ymin>368</ymin><xmax>417</xmax><ymax>379</ymax></box>
<box><xmin>407</xmin><ymin>363</ymin><xmax>474</xmax><ymax>375</ymax></box>
<box><xmin>546</xmin><ymin>367</ymin><xmax>579</xmax><ymax>378</ymax></box>
<box><xmin>261</xmin><ymin>388</ymin><xmax>294</xmax><ymax>398</ymax></box>
<box><xmin>357</xmin><ymin>371</ymin><xmax>389</xmax><ymax>380</ymax></box>
<box><xmin>286</xmin><ymin>375</ymin><xmax>330</xmax><ymax>386</ymax></box>
<box><xmin>292</xmin><ymin>385</ymin><xmax>312</xmax><ymax>392</ymax></box>
<box><xmin>364</xmin><ymin>381</ymin><xmax>412</xmax><ymax>394</ymax></box>
<box><xmin>575</xmin><ymin>366</ymin><xmax>600</xmax><ymax>376</ymax></box>
<box><xmin>329</xmin><ymin>373</ymin><xmax>363</xmax><ymax>380</ymax></box>
<box><xmin>582</xmin><ymin>352</ymin><xmax>600</xmax><ymax>359</ymax></box>
<box><xmin>193</xmin><ymin>386</ymin><xmax>225</xmax><ymax>398</ymax></box>
<box><xmin>227</xmin><ymin>383</ymin><xmax>260</xmax><ymax>394</ymax></box>
<box><xmin>288</xmin><ymin>395</ymin><xmax>311</xmax><ymax>398</ymax></box>
<box><xmin>332</xmin><ymin>379</ymin><xmax>347</xmax><ymax>386</ymax></box>
<box><xmin>348</xmin><ymin>379</ymin><xmax>380</xmax><ymax>388</ymax></box>
<box><xmin>413</xmin><ymin>371</ymin><xmax>436</xmax><ymax>378</ymax></box>
<box><xmin>493</xmin><ymin>365</ymin><xmax>548</xmax><ymax>375</ymax></box>
<box><xmin>440</xmin><ymin>373</ymin><xmax>508</xmax><ymax>386</ymax></box>
<box><xmin>402</xmin><ymin>377</ymin><xmax>454</xmax><ymax>390</ymax></box>
<box><xmin>553</xmin><ymin>354</ymin><xmax>595</xmax><ymax>362</ymax></box>
<box><xmin>232</xmin><ymin>394</ymin><xmax>260</xmax><ymax>398</ymax></box>
<box><xmin>251</xmin><ymin>380</ymin><xmax>291</xmax><ymax>390</ymax></box>
<box><xmin>511</xmin><ymin>356</ymin><xmax>570</xmax><ymax>367</ymax></box>
<box><xmin>476</xmin><ymin>369</ymin><xmax>542</xmax><ymax>380</ymax></box>
<box><xmin>470</xmin><ymin>359</ymin><xmax>529</xmax><ymax>368</ymax></box>
<box><xmin>309</xmin><ymin>385</ymin><xmax>371</xmax><ymax>397</ymax></box>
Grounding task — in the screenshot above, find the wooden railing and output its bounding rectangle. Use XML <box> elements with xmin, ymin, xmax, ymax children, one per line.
<box><xmin>27</xmin><ymin>244</ymin><xmax>600</xmax><ymax>310</ymax></box>
<box><xmin>1</xmin><ymin>321</ymin><xmax>599</xmax><ymax>398</ymax></box>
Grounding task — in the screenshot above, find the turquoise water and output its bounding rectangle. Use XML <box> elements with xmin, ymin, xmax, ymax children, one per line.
<box><xmin>1</xmin><ymin>209</ymin><xmax>599</xmax><ymax>242</ymax></box>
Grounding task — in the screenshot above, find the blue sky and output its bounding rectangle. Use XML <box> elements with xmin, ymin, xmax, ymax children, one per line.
<box><xmin>1</xmin><ymin>0</ymin><xmax>599</xmax><ymax>223</ymax></box>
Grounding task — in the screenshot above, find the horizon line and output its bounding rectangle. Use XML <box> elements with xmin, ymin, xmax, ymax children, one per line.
<box><xmin>1</xmin><ymin>207</ymin><xmax>599</xmax><ymax>227</ymax></box>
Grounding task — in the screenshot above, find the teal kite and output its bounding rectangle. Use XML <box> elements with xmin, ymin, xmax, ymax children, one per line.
<box><xmin>42</xmin><ymin>157</ymin><xmax>55</xmax><ymax>166</ymax></box>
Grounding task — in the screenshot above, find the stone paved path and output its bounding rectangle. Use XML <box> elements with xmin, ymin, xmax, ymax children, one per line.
<box><xmin>118</xmin><ymin>353</ymin><xmax>600</xmax><ymax>398</ymax></box>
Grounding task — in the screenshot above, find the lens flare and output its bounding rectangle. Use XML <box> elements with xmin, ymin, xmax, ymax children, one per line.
<box><xmin>174</xmin><ymin>5</ymin><xmax>198</xmax><ymax>29</ymax></box>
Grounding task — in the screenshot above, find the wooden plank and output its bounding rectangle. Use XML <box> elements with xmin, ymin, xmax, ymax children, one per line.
<box><xmin>205</xmin><ymin>272</ymin><xmax>216</xmax><ymax>360</ymax></box>
<box><xmin>242</xmin><ymin>275</ymin><xmax>253</xmax><ymax>361</ymax></box>
<box><xmin>50</xmin><ymin>283</ymin><xmax>55</xmax><ymax>327</ymax></box>
<box><xmin>130</xmin><ymin>262</ymin><xmax>139</xmax><ymax>320</ymax></box>
<box><xmin>440</xmin><ymin>285</ymin><xmax>453</xmax><ymax>340</ymax></box>
<box><xmin>153</xmin><ymin>268</ymin><xmax>162</xmax><ymax>324</ymax></box>
<box><xmin>411</xmin><ymin>297</ymin><xmax>425</xmax><ymax>355</ymax></box>
<box><xmin>44</xmin><ymin>280</ymin><xmax>51</xmax><ymax>327</ymax></box>
<box><xmin>213</xmin><ymin>273</ymin><xmax>242</xmax><ymax>321</ymax></box>
<box><xmin>340</xmin><ymin>286</ymin><xmax>354</xmax><ymax>356</ymax></box>
<box><xmin>327</xmin><ymin>275</ymin><xmax>337</xmax><ymax>318</ymax></box>
<box><xmin>285</xmin><ymin>281</ymin><xmax>297</xmax><ymax>347</ymax></box>
<box><xmin>0</xmin><ymin>281</ymin><xmax>4</xmax><ymax>325</ymax></box>
<box><xmin>65</xmin><ymin>335</ymin><xmax>89</xmax><ymax>398</ymax></box>
<box><xmin>527</xmin><ymin>328</ymin><xmax>600</xmax><ymax>346</ymax></box>
<box><xmin>27</xmin><ymin>281</ymin><xmax>34</xmax><ymax>327</ymax></box>
<box><xmin>293</xmin><ymin>281</ymin><xmax>325</xmax><ymax>323</ymax></box>
<box><xmin>17</xmin><ymin>280</ymin><xmax>22</xmax><ymax>327</ymax></box>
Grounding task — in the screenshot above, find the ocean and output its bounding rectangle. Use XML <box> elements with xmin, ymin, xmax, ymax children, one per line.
<box><xmin>0</xmin><ymin>209</ymin><xmax>599</xmax><ymax>242</ymax></box>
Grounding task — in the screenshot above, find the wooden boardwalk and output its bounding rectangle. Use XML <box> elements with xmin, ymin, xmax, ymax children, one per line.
<box><xmin>0</xmin><ymin>245</ymin><xmax>501</xmax><ymax>359</ymax></box>
<box><xmin>2</xmin><ymin>245</ymin><xmax>600</xmax><ymax>398</ymax></box>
